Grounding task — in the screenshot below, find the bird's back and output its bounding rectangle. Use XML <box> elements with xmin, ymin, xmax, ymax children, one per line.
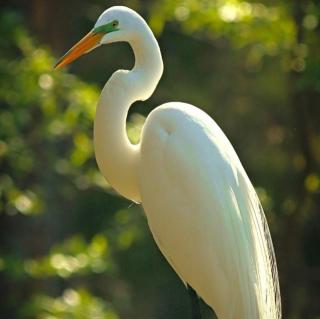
<box><xmin>138</xmin><ymin>102</ymin><xmax>281</xmax><ymax>319</ymax></box>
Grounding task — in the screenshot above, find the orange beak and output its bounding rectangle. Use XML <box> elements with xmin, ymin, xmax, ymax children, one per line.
<box><xmin>54</xmin><ymin>31</ymin><xmax>104</xmax><ymax>69</ymax></box>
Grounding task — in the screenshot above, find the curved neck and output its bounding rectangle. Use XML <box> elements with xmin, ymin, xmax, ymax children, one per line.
<box><xmin>94</xmin><ymin>26</ymin><xmax>163</xmax><ymax>203</ymax></box>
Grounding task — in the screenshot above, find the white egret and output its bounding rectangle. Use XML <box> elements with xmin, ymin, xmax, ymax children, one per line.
<box><xmin>55</xmin><ymin>6</ymin><xmax>281</xmax><ymax>319</ymax></box>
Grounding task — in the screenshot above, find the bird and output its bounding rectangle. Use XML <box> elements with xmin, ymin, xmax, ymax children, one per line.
<box><xmin>55</xmin><ymin>6</ymin><xmax>281</xmax><ymax>319</ymax></box>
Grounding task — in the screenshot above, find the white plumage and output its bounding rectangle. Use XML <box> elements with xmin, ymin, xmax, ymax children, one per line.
<box><xmin>55</xmin><ymin>6</ymin><xmax>281</xmax><ymax>319</ymax></box>
<box><xmin>140</xmin><ymin>103</ymin><xmax>281</xmax><ymax>318</ymax></box>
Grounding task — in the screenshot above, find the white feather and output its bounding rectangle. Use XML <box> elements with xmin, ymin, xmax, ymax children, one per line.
<box><xmin>139</xmin><ymin>102</ymin><xmax>281</xmax><ymax>319</ymax></box>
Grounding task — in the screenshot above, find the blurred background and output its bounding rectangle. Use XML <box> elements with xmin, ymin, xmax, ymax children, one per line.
<box><xmin>0</xmin><ymin>0</ymin><xmax>319</xmax><ymax>318</ymax></box>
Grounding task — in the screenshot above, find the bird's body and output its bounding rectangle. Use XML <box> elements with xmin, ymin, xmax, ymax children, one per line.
<box><xmin>140</xmin><ymin>103</ymin><xmax>264</xmax><ymax>318</ymax></box>
<box><xmin>55</xmin><ymin>6</ymin><xmax>281</xmax><ymax>319</ymax></box>
<box><xmin>139</xmin><ymin>102</ymin><xmax>279</xmax><ymax>319</ymax></box>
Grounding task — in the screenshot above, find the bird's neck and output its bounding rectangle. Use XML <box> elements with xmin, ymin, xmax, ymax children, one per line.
<box><xmin>93</xmin><ymin>27</ymin><xmax>163</xmax><ymax>203</ymax></box>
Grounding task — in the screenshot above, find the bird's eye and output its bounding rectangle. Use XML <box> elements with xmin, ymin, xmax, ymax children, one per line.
<box><xmin>112</xmin><ymin>20</ymin><xmax>119</xmax><ymax>27</ymax></box>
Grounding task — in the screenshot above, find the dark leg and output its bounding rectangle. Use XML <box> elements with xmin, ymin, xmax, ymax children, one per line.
<box><xmin>187</xmin><ymin>284</ymin><xmax>202</xmax><ymax>319</ymax></box>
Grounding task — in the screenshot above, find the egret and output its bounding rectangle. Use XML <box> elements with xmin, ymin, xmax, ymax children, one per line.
<box><xmin>55</xmin><ymin>6</ymin><xmax>281</xmax><ymax>319</ymax></box>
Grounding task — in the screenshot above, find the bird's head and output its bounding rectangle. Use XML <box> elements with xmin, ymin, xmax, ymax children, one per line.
<box><xmin>54</xmin><ymin>6</ymin><xmax>145</xmax><ymax>69</ymax></box>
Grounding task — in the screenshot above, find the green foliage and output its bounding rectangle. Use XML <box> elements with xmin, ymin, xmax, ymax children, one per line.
<box><xmin>0</xmin><ymin>10</ymin><xmax>146</xmax><ymax>319</ymax></box>
<box><xmin>23</xmin><ymin>234</ymin><xmax>113</xmax><ymax>278</ymax></box>
<box><xmin>0</xmin><ymin>13</ymin><xmax>102</xmax><ymax>218</ymax></box>
<box><xmin>27</xmin><ymin>288</ymin><xmax>118</xmax><ymax>319</ymax></box>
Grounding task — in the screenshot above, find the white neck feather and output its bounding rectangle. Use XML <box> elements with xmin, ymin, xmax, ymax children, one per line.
<box><xmin>93</xmin><ymin>25</ymin><xmax>163</xmax><ymax>202</ymax></box>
